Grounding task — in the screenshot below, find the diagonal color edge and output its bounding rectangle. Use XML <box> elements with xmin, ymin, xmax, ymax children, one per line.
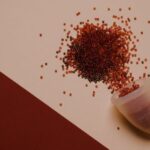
<box><xmin>0</xmin><ymin>72</ymin><xmax>108</xmax><ymax>150</ymax></box>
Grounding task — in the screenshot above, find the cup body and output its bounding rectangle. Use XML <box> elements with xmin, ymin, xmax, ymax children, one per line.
<box><xmin>111</xmin><ymin>79</ymin><xmax>150</xmax><ymax>134</ymax></box>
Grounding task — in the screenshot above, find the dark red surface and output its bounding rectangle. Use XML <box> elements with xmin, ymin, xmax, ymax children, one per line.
<box><xmin>0</xmin><ymin>72</ymin><xmax>108</xmax><ymax>150</ymax></box>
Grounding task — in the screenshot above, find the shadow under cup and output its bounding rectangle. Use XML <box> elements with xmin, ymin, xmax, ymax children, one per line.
<box><xmin>111</xmin><ymin>78</ymin><xmax>150</xmax><ymax>134</ymax></box>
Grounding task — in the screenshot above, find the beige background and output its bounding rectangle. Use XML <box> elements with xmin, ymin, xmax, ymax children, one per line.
<box><xmin>1</xmin><ymin>0</ymin><xmax>150</xmax><ymax>149</ymax></box>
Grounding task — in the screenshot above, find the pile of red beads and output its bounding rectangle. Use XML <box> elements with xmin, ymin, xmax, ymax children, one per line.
<box><xmin>62</xmin><ymin>21</ymin><xmax>136</xmax><ymax>94</ymax></box>
<box><xmin>55</xmin><ymin>8</ymin><xmax>149</xmax><ymax>97</ymax></box>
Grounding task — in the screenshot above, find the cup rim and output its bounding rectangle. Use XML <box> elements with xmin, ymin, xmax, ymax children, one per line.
<box><xmin>111</xmin><ymin>78</ymin><xmax>146</xmax><ymax>106</ymax></box>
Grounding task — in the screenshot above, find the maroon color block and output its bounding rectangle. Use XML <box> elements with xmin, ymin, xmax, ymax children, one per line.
<box><xmin>0</xmin><ymin>72</ymin><xmax>108</xmax><ymax>150</ymax></box>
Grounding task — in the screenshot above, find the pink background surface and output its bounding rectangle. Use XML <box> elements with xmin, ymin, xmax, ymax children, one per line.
<box><xmin>1</xmin><ymin>0</ymin><xmax>150</xmax><ymax>149</ymax></box>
